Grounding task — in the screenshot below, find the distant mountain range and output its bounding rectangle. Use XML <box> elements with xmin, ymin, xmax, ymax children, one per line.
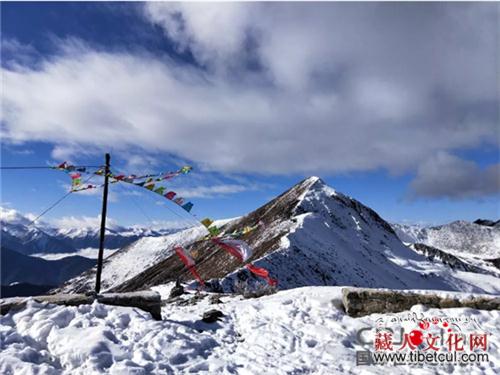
<box><xmin>0</xmin><ymin>209</ymin><xmax>181</xmax><ymax>256</ymax></box>
<box><xmin>1</xmin><ymin>247</ymin><xmax>95</xmax><ymax>287</ymax></box>
<box><xmin>391</xmin><ymin>220</ymin><xmax>500</xmax><ymax>259</ymax></box>
<box><xmin>1</xmin><ymin>209</ymin><xmax>185</xmax><ymax>295</ymax></box>
<box><xmin>55</xmin><ymin>177</ymin><xmax>500</xmax><ymax>295</ymax></box>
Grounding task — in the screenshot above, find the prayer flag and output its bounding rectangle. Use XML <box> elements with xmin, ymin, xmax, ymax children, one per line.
<box><xmin>165</xmin><ymin>191</ymin><xmax>176</xmax><ymax>200</ymax></box>
<box><xmin>154</xmin><ymin>187</ymin><xmax>166</xmax><ymax>195</ymax></box>
<box><xmin>181</xmin><ymin>202</ymin><xmax>193</xmax><ymax>212</ymax></box>
<box><xmin>201</xmin><ymin>218</ymin><xmax>213</xmax><ymax>228</ymax></box>
<box><xmin>246</xmin><ymin>264</ymin><xmax>278</xmax><ymax>286</ymax></box>
<box><xmin>212</xmin><ymin>238</ymin><xmax>253</xmax><ymax>262</ymax></box>
<box><xmin>174</xmin><ymin>246</ymin><xmax>205</xmax><ymax>286</ymax></box>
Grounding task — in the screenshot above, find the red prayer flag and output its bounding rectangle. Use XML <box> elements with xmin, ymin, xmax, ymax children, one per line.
<box><xmin>165</xmin><ymin>191</ymin><xmax>176</xmax><ymax>200</ymax></box>
<box><xmin>246</xmin><ymin>264</ymin><xmax>278</xmax><ymax>286</ymax></box>
<box><xmin>174</xmin><ymin>246</ymin><xmax>205</xmax><ymax>286</ymax></box>
<box><xmin>212</xmin><ymin>238</ymin><xmax>252</xmax><ymax>262</ymax></box>
<box><xmin>212</xmin><ymin>238</ymin><xmax>244</xmax><ymax>262</ymax></box>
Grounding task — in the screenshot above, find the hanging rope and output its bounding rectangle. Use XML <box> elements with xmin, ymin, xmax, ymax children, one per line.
<box><xmin>105</xmin><ymin>165</ymin><xmax>203</xmax><ymax>229</ymax></box>
<box><xmin>27</xmin><ymin>191</ymin><xmax>74</xmax><ymax>227</ymax></box>
<box><xmin>26</xmin><ymin>172</ymin><xmax>98</xmax><ymax>227</ymax></box>
<box><xmin>5</xmin><ymin>161</ymin><xmax>210</xmax><ymax>234</ymax></box>
<box><xmin>115</xmin><ymin>182</ymin><xmax>156</xmax><ymax>225</ymax></box>
<box><xmin>3</xmin><ymin>160</ymin><xmax>275</xmax><ymax>286</ymax></box>
<box><xmin>1</xmin><ymin>165</ymin><xmax>102</xmax><ymax>170</ymax></box>
<box><xmin>137</xmin><ymin>182</ymin><xmax>201</xmax><ymax>228</ymax></box>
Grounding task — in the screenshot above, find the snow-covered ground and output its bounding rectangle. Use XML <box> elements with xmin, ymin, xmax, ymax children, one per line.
<box><xmin>1</xmin><ymin>286</ymin><xmax>498</xmax><ymax>374</ymax></box>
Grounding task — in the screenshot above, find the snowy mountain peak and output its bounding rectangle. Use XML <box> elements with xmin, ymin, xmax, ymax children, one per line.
<box><xmin>302</xmin><ymin>175</ymin><xmax>322</xmax><ymax>185</ymax></box>
<box><xmin>289</xmin><ymin>176</ymin><xmax>338</xmax><ymax>207</ymax></box>
<box><xmin>57</xmin><ymin>176</ymin><xmax>499</xmax><ymax>295</ymax></box>
<box><xmin>95</xmin><ymin>176</ymin><xmax>495</xmax><ymax>294</ymax></box>
<box><xmin>298</xmin><ymin>176</ymin><xmax>328</xmax><ymax>191</ymax></box>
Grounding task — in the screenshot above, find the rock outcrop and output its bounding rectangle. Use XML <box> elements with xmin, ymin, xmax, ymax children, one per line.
<box><xmin>0</xmin><ymin>291</ymin><xmax>162</xmax><ymax>320</ymax></box>
<box><xmin>342</xmin><ymin>287</ymin><xmax>500</xmax><ymax>317</ymax></box>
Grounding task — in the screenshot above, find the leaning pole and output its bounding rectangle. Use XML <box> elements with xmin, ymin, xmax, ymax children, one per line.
<box><xmin>95</xmin><ymin>153</ymin><xmax>110</xmax><ymax>294</ymax></box>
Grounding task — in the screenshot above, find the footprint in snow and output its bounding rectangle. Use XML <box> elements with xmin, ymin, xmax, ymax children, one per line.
<box><xmin>305</xmin><ymin>339</ymin><xmax>318</xmax><ymax>348</ymax></box>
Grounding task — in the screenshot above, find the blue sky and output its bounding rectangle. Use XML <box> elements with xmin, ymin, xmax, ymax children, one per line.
<box><xmin>1</xmin><ymin>2</ymin><xmax>498</xmax><ymax>228</ymax></box>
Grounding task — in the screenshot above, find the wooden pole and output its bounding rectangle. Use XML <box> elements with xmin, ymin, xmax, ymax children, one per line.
<box><xmin>95</xmin><ymin>153</ymin><xmax>110</xmax><ymax>294</ymax></box>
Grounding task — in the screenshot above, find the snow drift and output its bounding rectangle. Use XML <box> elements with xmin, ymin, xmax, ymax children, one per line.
<box><xmin>1</xmin><ymin>286</ymin><xmax>498</xmax><ymax>374</ymax></box>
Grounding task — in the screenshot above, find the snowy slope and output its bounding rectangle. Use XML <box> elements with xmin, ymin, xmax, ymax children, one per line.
<box><xmin>54</xmin><ymin>219</ymin><xmax>235</xmax><ymax>294</ymax></box>
<box><xmin>391</xmin><ymin>223</ymin><xmax>426</xmax><ymax>243</ymax></box>
<box><xmin>1</xmin><ymin>286</ymin><xmax>498</xmax><ymax>374</ymax></box>
<box><xmin>112</xmin><ymin>177</ymin><xmax>500</xmax><ymax>295</ymax></box>
<box><xmin>392</xmin><ymin>221</ymin><xmax>500</xmax><ymax>259</ymax></box>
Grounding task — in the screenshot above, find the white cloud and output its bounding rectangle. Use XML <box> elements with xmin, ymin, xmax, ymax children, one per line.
<box><xmin>0</xmin><ymin>206</ymin><xmax>188</xmax><ymax>232</ymax></box>
<box><xmin>1</xmin><ymin>38</ymin><xmax>40</xmax><ymax>68</ymax></box>
<box><xmin>1</xmin><ymin>3</ymin><xmax>498</xmax><ymax>186</ymax></box>
<box><xmin>174</xmin><ymin>184</ymin><xmax>252</xmax><ymax>199</ymax></box>
<box><xmin>50</xmin><ymin>143</ymin><xmax>101</xmax><ymax>163</ymax></box>
<box><xmin>0</xmin><ymin>207</ymin><xmax>43</xmax><ymax>226</ymax></box>
<box><xmin>0</xmin><ymin>207</ymin><xmax>28</xmax><ymax>224</ymax></box>
<box><xmin>123</xmin><ymin>154</ymin><xmax>159</xmax><ymax>172</ymax></box>
<box><xmin>52</xmin><ymin>215</ymin><xmax>119</xmax><ymax>230</ymax></box>
<box><xmin>409</xmin><ymin>152</ymin><xmax>500</xmax><ymax>200</ymax></box>
<box><xmin>5</xmin><ymin>148</ymin><xmax>34</xmax><ymax>155</ymax></box>
<box><xmin>144</xmin><ymin>2</ymin><xmax>252</xmax><ymax>70</ymax></box>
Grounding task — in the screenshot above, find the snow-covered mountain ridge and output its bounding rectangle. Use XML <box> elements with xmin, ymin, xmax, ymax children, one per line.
<box><xmin>392</xmin><ymin>220</ymin><xmax>500</xmax><ymax>259</ymax></box>
<box><xmin>59</xmin><ymin>176</ymin><xmax>500</xmax><ymax>295</ymax></box>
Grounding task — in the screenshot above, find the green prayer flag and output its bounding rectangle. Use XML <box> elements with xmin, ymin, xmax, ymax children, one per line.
<box><xmin>154</xmin><ymin>187</ymin><xmax>166</xmax><ymax>195</ymax></box>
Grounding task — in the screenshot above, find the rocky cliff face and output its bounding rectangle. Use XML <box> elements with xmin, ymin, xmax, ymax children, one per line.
<box><xmin>474</xmin><ymin>219</ymin><xmax>500</xmax><ymax>227</ymax></box>
<box><xmin>411</xmin><ymin>243</ymin><xmax>490</xmax><ymax>274</ymax></box>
